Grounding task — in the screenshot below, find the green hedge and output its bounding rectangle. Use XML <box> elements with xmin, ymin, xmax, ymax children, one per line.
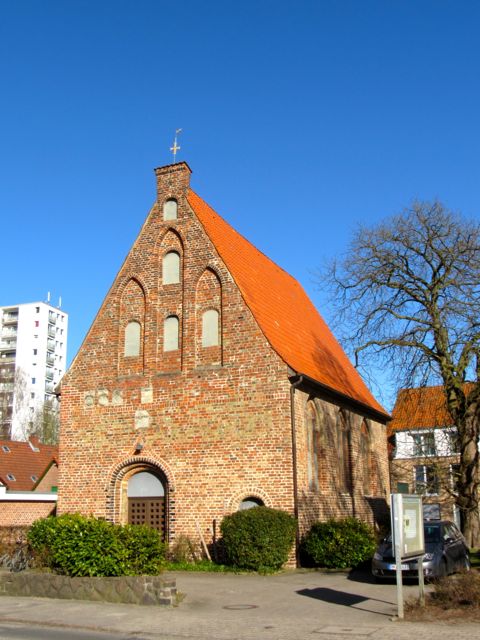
<box><xmin>220</xmin><ymin>506</ymin><xmax>296</xmax><ymax>571</ymax></box>
<box><xmin>302</xmin><ymin>517</ymin><xmax>376</xmax><ymax>569</ymax></box>
<box><xmin>28</xmin><ymin>514</ymin><xmax>166</xmax><ymax>577</ymax></box>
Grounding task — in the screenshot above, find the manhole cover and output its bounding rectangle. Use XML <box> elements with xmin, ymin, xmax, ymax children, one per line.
<box><xmin>222</xmin><ymin>604</ymin><xmax>259</xmax><ymax>610</ymax></box>
<box><xmin>313</xmin><ymin>627</ymin><xmax>379</xmax><ymax>636</ymax></box>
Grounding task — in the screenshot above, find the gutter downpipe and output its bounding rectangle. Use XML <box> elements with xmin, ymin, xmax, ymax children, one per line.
<box><xmin>290</xmin><ymin>374</ymin><xmax>303</xmax><ymax>567</ymax></box>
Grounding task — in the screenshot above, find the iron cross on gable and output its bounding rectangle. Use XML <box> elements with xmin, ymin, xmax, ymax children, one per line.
<box><xmin>170</xmin><ymin>128</ymin><xmax>182</xmax><ymax>162</ymax></box>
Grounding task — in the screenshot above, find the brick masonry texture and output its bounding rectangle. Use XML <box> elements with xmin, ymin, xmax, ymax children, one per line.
<box><xmin>0</xmin><ymin>502</ymin><xmax>55</xmax><ymax>527</ymax></box>
<box><xmin>58</xmin><ymin>162</ymin><xmax>391</xmax><ymax>561</ymax></box>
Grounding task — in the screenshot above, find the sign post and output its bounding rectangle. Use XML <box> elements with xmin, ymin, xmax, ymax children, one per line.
<box><xmin>391</xmin><ymin>494</ymin><xmax>424</xmax><ymax>619</ymax></box>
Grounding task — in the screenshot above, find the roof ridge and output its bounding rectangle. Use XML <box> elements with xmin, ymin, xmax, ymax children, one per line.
<box><xmin>188</xmin><ymin>189</ymin><xmax>301</xmax><ymax>284</ymax></box>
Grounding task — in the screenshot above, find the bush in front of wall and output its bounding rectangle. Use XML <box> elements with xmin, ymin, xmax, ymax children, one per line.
<box><xmin>220</xmin><ymin>506</ymin><xmax>296</xmax><ymax>571</ymax></box>
<box><xmin>119</xmin><ymin>523</ymin><xmax>166</xmax><ymax>575</ymax></box>
<box><xmin>28</xmin><ymin>513</ymin><xmax>166</xmax><ymax>577</ymax></box>
<box><xmin>302</xmin><ymin>517</ymin><xmax>376</xmax><ymax>569</ymax></box>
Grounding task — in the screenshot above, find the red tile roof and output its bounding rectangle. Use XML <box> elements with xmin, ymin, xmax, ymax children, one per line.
<box><xmin>389</xmin><ymin>384</ymin><xmax>475</xmax><ymax>432</ymax></box>
<box><xmin>0</xmin><ymin>439</ymin><xmax>58</xmax><ymax>491</ymax></box>
<box><xmin>187</xmin><ymin>190</ymin><xmax>387</xmax><ymax>418</ymax></box>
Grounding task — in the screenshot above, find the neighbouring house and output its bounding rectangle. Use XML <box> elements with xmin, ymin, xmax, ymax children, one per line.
<box><xmin>0</xmin><ymin>438</ymin><xmax>58</xmax><ymax>532</ymax></box>
<box><xmin>389</xmin><ymin>385</ymin><xmax>468</xmax><ymax>527</ymax></box>
<box><xmin>58</xmin><ymin>161</ymin><xmax>391</xmax><ymax>562</ymax></box>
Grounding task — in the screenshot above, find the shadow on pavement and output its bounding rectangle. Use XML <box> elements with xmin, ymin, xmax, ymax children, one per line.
<box><xmin>296</xmin><ymin>587</ymin><xmax>393</xmax><ymax>617</ymax></box>
<box><xmin>296</xmin><ymin>588</ymin><xmax>367</xmax><ymax>606</ymax></box>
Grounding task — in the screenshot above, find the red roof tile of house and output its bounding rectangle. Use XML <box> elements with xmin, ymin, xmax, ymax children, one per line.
<box><xmin>187</xmin><ymin>190</ymin><xmax>387</xmax><ymax>418</ymax></box>
<box><xmin>0</xmin><ymin>439</ymin><xmax>58</xmax><ymax>491</ymax></box>
<box><xmin>389</xmin><ymin>384</ymin><xmax>475</xmax><ymax>433</ymax></box>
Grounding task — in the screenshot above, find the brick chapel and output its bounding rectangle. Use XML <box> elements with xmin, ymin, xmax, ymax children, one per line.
<box><xmin>58</xmin><ymin>162</ymin><xmax>391</xmax><ymax>560</ymax></box>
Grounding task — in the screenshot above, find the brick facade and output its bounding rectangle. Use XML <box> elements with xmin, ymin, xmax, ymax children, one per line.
<box><xmin>58</xmin><ymin>163</ymin><xmax>390</xmax><ymax>562</ymax></box>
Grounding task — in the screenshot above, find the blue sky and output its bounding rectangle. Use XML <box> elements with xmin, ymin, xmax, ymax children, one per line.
<box><xmin>1</xmin><ymin>1</ymin><xmax>479</xmax><ymax>408</ymax></box>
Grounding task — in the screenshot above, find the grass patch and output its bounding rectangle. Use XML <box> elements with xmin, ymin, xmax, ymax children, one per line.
<box><xmin>163</xmin><ymin>560</ymin><xmax>237</xmax><ymax>572</ymax></box>
<box><xmin>163</xmin><ymin>559</ymin><xmax>278</xmax><ymax>574</ymax></box>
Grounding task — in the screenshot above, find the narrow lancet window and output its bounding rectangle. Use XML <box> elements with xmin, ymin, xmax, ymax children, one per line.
<box><xmin>164</xmin><ymin>316</ymin><xmax>179</xmax><ymax>351</ymax></box>
<box><xmin>163</xmin><ymin>251</ymin><xmax>180</xmax><ymax>284</ymax></box>
<box><xmin>124</xmin><ymin>321</ymin><xmax>141</xmax><ymax>356</ymax></box>
<box><xmin>163</xmin><ymin>198</ymin><xmax>178</xmax><ymax>221</ymax></box>
<box><xmin>202</xmin><ymin>309</ymin><xmax>219</xmax><ymax>347</ymax></box>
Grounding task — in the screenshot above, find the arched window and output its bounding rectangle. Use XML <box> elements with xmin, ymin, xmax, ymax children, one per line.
<box><xmin>239</xmin><ymin>496</ymin><xmax>264</xmax><ymax>510</ymax></box>
<box><xmin>162</xmin><ymin>251</ymin><xmax>180</xmax><ymax>285</ymax></box>
<box><xmin>202</xmin><ymin>309</ymin><xmax>219</xmax><ymax>347</ymax></box>
<box><xmin>360</xmin><ymin>421</ymin><xmax>371</xmax><ymax>494</ymax></box>
<box><xmin>163</xmin><ymin>198</ymin><xmax>178</xmax><ymax>221</ymax></box>
<box><xmin>124</xmin><ymin>321</ymin><xmax>141</xmax><ymax>357</ymax></box>
<box><xmin>306</xmin><ymin>403</ymin><xmax>319</xmax><ymax>490</ymax></box>
<box><xmin>163</xmin><ymin>316</ymin><xmax>179</xmax><ymax>351</ymax></box>
<box><xmin>337</xmin><ymin>412</ymin><xmax>351</xmax><ymax>493</ymax></box>
<box><xmin>128</xmin><ymin>471</ymin><xmax>165</xmax><ymax>497</ymax></box>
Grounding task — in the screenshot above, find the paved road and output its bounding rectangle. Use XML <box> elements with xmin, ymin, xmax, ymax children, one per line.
<box><xmin>0</xmin><ymin>570</ymin><xmax>478</xmax><ymax>640</ymax></box>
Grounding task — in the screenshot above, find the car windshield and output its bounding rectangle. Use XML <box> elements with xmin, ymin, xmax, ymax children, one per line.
<box><xmin>383</xmin><ymin>523</ymin><xmax>442</xmax><ymax>544</ymax></box>
<box><xmin>424</xmin><ymin>525</ymin><xmax>441</xmax><ymax>543</ymax></box>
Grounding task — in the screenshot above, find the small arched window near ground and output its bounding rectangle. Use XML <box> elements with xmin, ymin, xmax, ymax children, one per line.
<box><xmin>124</xmin><ymin>321</ymin><xmax>141</xmax><ymax>357</ymax></box>
<box><xmin>127</xmin><ymin>471</ymin><xmax>165</xmax><ymax>533</ymax></box>
<box><xmin>162</xmin><ymin>251</ymin><xmax>180</xmax><ymax>285</ymax></box>
<box><xmin>163</xmin><ymin>198</ymin><xmax>178</xmax><ymax>221</ymax></box>
<box><xmin>164</xmin><ymin>316</ymin><xmax>179</xmax><ymax>351</ymax></box>
<box><xmin>202</xmin><ymin>309</ymin><xmax>219</xmax><ymax>347</ymax></box>
<box><xmin>239</xmin><ymin>496</ymin><xmax>264</xmax><ymax>510</ymax></box>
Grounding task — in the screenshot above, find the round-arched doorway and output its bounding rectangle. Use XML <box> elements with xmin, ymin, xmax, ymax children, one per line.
<box><xmin>127</xmin><ymin>470</ymin><xmax>166</xmax><ymax>534</ymax></box>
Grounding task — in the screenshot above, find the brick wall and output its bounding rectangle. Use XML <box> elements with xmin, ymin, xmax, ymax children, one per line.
<box><xmin>0</xmin><ymin>502</ymin><xmax>55</xmax><ymax>527</ymax></box>
<box><xmin>293</xmin><ymin>388</ymin><xmax>390</xmax><ymax>537</ymax></box>
<box><xmin>58</xmin><ymin>162</ymin><xmax>390</xmax><ymax>559</ymax></box>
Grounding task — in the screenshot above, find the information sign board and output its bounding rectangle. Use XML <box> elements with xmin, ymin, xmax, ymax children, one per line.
<box><xmin>391</xmin><ymin>493</ymin><xmax>425</xmax><ymax>559</ymax></box>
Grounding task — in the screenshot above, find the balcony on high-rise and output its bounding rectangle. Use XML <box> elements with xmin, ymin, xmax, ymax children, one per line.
<box><xmin>0</xmin><ymin>339</ymin><xmax>16</xmax><ymax>350</ymax></box>
<box><xmin>2</xmin><ymin>313</ymin><xmax>18</xmax><ymax>325</ymax></box>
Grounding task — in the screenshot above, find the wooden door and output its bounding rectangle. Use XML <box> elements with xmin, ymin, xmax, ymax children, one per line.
<box><xmin>128</xmin><ymin>497</ymin><xmax>165</xmax><ymax>533</ymax></box>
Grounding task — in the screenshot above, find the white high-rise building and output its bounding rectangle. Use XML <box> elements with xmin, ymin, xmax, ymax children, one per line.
<box><xmin>0</xmin><ymin>301</ymin><xmax>68</xmax><ymax>440</ymax></box>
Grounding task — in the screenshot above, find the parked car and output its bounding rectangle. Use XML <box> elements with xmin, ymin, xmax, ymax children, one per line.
<box><xmin>372</xmin><ymin>520</ymin><xmax>470</xmax><ymax>580</ymax></box>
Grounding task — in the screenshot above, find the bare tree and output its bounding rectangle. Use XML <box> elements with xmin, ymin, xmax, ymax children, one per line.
<box><xmin>31</xmin><ymin>396</ymin><xmax>60</xmax><ymax>445</ymax></box>
<box><xmin>323</xmin><ymin>201</ymin><xmax>480</xmax><ymax>546</ymax></box>
<box><xmin>0</xmin><ymin>364</ymin><xmax>59</xmax><ymax>443</ymax></box>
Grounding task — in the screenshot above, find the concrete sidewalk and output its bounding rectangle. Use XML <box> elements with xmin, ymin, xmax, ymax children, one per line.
<box><xmin>0</xmin><ymin>570</ymin><xmax>478</xmax><ymax>639</ymax></box>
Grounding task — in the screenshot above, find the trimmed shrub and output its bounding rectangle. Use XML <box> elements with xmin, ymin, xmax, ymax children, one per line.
<box><xmin>119</xmin><ymin>523</ymin><xmax>166</xmax><ymax>575</ymax></box>
<box><xmin>220</xmin><ymin>506</ymin><xmax>296</xmax><ymax>571</ymax></box>
<box><xmin>28</xmin><ymin>513</ymin><xmax>166</xmax><ymax>577</ymax></box>
<box><xmin>302</xmin><ymin>517</ymin><xmax>376</xmax><ymax>569</ymax></box>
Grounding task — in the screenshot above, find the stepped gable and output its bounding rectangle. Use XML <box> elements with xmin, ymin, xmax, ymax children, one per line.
<box><xmin>187</xmin><ymin>189</ymin><xmax>387</xmax><ymax>417</ymax></box>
